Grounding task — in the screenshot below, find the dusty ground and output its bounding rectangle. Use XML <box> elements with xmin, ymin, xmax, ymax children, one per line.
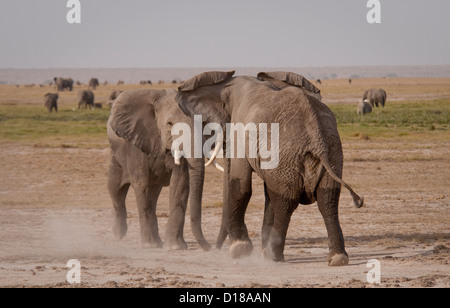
<box><xmin>0</xmin><ymin>139</ymin><xmax>449</xmax><ymax>288</ymax></box>
<box><xmin>0</xmin><ymin>79</ymin><xmax>449</xmax><ymax>288</ymax></box>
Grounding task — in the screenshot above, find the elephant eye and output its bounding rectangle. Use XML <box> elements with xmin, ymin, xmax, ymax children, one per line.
<box><xmin>167</xmin><ymin>121</ymin><xmax>174</xmax><ymax>127</ymax></box>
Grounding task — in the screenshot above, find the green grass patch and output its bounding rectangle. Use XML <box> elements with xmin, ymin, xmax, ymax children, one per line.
<box><xmin>329</xmin><ymin>99</ymin><xmax>450</xmax><ymax>141</ymax></box>
<box><xmin>0</xmin><ymin>105</ymin><xmax>110</xmax><ymax>144</ymax></box>
<box><xmin>0</xmin><ymin>99</ymin><xmax>449</xmax><ymax>146</ymax></box>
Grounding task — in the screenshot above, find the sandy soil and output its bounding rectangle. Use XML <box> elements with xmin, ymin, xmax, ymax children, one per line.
<box><xmin>0</xmin><ymin>136</ymin><xmax>449</xmax><ymax>288</ymax></box>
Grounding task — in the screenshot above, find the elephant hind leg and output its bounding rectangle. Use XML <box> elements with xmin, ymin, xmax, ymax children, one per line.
<box><xmin>316</xmin><ymin>174</ymin><xmax>349</xmax><ymax>266</ymax></box>
<box><xmin>108</xmin><ymin>156</ymin><xmax>130</xmax><ymax>239</ymax></box>
<box><xmin>262</xmin><ymin>183</ymin><xmax>274</xmax><ymax>250</ymax></box>
<box><xmin>261</xmin><ymin>185</ymin><xmax>297</xmax><ymax>262</ymax></box>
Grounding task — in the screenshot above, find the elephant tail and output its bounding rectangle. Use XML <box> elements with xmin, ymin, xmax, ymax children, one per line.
<box><xmin>320</xmin><ymin>158</ymin><xmax>364</xmax><ymax>208</ymax></box>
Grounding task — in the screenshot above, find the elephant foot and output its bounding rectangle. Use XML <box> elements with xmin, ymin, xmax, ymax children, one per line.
<box><xmin>261</xmin><ymin>247</ymin><xmax>285</xmax><ymax>262</ymax></box>
<box><xmin>141</xmin><ymin>241</ymin><xmax>163</xmax><ymax>249</ymax></box>
<box><xmin>164</xmin><ymin>238</ymin><xmax>188</xmax><ymax>251</ymax></box>
<box><xmin>230</xmin><ymin>241</ymin><xmax>253</xmax><ymax>259</ymax></box>
<box><xmin>328</xmin><ymin>253</ymin><xmax>349</xmax><ymax>267</ymax></box>
<box><xmin>112</xmin><ymin>219</ymin><xmax>127</xmax><ymax>240</ymax></box>
<box><xmin>198</xmin><ymin>240</ymin><xmax>212</xmax><ymax>252</ymax></box>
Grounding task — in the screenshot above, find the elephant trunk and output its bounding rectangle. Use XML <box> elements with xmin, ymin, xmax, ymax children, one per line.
<box><xmin>187</xmin><ymin>156</ymin><xmax>211</xmax><ymax>251</ymax></box>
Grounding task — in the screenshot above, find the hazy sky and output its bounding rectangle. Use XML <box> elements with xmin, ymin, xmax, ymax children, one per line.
<box><xmin>0</xmin><ymin>0</ymin><xmax>449</xmax><ymax>68</ymax></box>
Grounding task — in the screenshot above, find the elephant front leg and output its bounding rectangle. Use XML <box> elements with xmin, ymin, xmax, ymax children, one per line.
<box><xmin>216</xmin><ymin>157</ymin><xmax>230</xmax><ymax>250</ymax></box>
<box><xmin>317</xmin><ymin>175</ymin><xmax>348</xmax><ymax>266</ymax></box>
<box><xmin>228</xmin><ymin>160</ymin><xmax>254</xmax><ymax>259</ymax></box>
<box><xmin>165</xmin><ymin>163</ymin><xmax>189</xmax><ymax>250</ymax></box>
<box><xmin>108</xmin><ymin>157</ymin><xmax>129</xmax><ymax>240</ymax></box>
<box><xmin>133</xmin><ymin>183</ymin><xmax>163</xmax><ymax>248</ymax></box>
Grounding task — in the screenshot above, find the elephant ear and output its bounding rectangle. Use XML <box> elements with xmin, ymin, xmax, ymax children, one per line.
<box><xmin>257</xmin><ymin>71</ymin><xmax>321</xmax><ymax>96</ymax></box>
<box><xmin>178</xmin><ymin>70</ymin><xmax>235</xmax><ymax>92</ymax></box>
<box><xmin>109</xmin><ymin>89</ymin><xmax>166</xmax><ymax>155</ymax></box>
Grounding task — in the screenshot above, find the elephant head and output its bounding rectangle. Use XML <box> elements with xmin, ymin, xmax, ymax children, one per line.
<box><xmin>108</xmin><ymin>89</ymin><xmax>212</xmax><ymax>251</ymax></box>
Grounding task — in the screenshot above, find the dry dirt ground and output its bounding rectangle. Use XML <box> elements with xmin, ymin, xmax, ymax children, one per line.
<box><xmin>0</xmin><ymin>141</ymin><xmax>448</xmax><ymax>288</ymax></box>
<box><xmin>0</xmin><ymin>80</ymin><xmax>449</xmax><ymax>288</ymax></box>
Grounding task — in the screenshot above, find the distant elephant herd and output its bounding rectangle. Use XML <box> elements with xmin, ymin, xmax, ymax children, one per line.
<box><xmin>43</xmin><ymin>77</ymin><xmax>122</xmax><ymax>112</ymax></box>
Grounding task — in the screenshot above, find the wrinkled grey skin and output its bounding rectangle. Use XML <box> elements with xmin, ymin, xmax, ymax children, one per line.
<box><xmin>363</xmin><ymin>88</ymin><xmax>387</xmax><ymax>108</ymax></box>
<box><xmin>89</xmin><ymin>78</ymin><xmax>100</xmax><ymax>90</ymax></box>
<box><xmin>54</xmin><ymin>77</ymin><xmax>73</xmax><ymax>92</ymax></box>
<box><xmin>107</xmin><ymin>89</ymin><xmax>210</xmax><ymax>251</ymax></box>
<box><xmin>44</xmin><ymin>93</ymin><xmax>58</xmax><ymax>113</ymax></box>
<box><xmin>257</xmin><ymin>72</ymin><xmax>323</xmax><ymax>102</ymax></box>
<box><xmin>357</xmin><ymin>100</ymin><xmax>372</xmax><ymax>115</ymax></box>
<box><xmin>176</xmin><ymin>71</ymin><xmax>363</xmax><ymax>266</ymax></box>
<box><xmin>78</xmin><ymin>90</ymin><xmax>95</xmax><ymax>109</ymax></box>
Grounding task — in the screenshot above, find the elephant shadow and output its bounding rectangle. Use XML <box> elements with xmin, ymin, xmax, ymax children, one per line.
<box><xmin>284</xmin><ymin>232</ymin><xmax>445</xmax><ymax>265</ymax></box>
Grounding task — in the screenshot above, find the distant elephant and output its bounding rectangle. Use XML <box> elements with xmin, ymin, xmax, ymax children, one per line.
<box><xmin>108</xmin><ymin>89</ymin><xmax>215</xmax><ymax>251</ymax></box>
<box><xmin>78</xmin><ymin>90</ymin><xmax>95</xmax><ymax>109</ymax></box>
<box><xmin>44</xmin><ymin>93</ymin><xmax>58</xmax><ymax>113</ymax></box>
<box><xmin>109</xmin><ymin>90</ymin><xmax>123</xmax><ymax>101</ymax></box>
<box><xmin>176</xmin><ymin>71</ymin><xmax>363</xmax><ymax>266</ymax></box>
<box><xmin>54</xmin><ymin>77</ymin><xmax>73</xmax><ymax>92</ymax></box>
<box><xmin>363</xmin><ymin>88</ymin><xmax>387</xmax><ymax>108</ymax></box>
<box><xmin>89</xmin><ymin>78</ymin><xmax>100</xmax><ymax>90</ymax></box>
<box><xmin>357</xmin><ymin>99</ymin><xmax>372</xmax><ymax>115</ymax></box>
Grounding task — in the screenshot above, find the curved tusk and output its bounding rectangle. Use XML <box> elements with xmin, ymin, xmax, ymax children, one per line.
<box><xmin>205</xmin><ymin>131</ymin><xmax>223</xmax><ymax>168</ymax></box>
<box><xmin>213</xmin><ymin>160</ymin><xmax>224</xmax><ymax>172</ymax></box>
<box><xmin>173</xmin><ymin>149</ymin><xmax>182</xmax><ymax>166</ymax></box>
<box><xmin>205</xmin><ymin>141</ymin><xmax>222</xmax><ymax>167</ymax></box>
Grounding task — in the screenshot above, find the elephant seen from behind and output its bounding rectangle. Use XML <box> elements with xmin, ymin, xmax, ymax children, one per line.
<box><xmin>175</xmin><ymin>71</ymin><xmax>363</xmax><ymax>266</ymax></box>
<box><xmin>89</xmin><ymin>78</ymin><xmax>100</xmax><ymax>90</ymax></box>
<box><xmin>44</xmin><ymin>93</ymin><xmax>58</xmax><ymax>113</ymax></box>
<box><xmin>78</xmin><ymin>90</ymin><xmax>95</xmax><ymax>109</ymax></box>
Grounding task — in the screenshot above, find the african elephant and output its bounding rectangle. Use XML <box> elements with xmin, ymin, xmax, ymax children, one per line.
<box><xmin>363</xmin><ymin>88</ymin><xmax>387</xmax><ymax>108</ymax></box>
<box><xmin>175</xmin><ymin>71</ymin><xmax>363</xmax><ymax>266</ymax></box>
<box><xmin>107</xmin><ymin>89</ymin><xmax>214</xmax><ymax>251</ymax></box>
<box><xmin>357</xmin><ymin>99</ymin><xmax>372</xmax><ymax>115</ymax></box>
<box><xmin>54</xmin><ymin>77</ymin><xmax>73</xmax><ymax>92</ymax></box>
<box><xmin>89</xmin><ymin>78</ymin><xmax>100</xmax><ymax>90</ymax></box>
<box><xmin>44</xmin><ymin>93</ymin><xmax>58</xmax><ymax>113</ymax></box>
<box><xmin>78</xmin><ymin>90</ymin><xmax>95</xmax><ymax>109</ymax></box>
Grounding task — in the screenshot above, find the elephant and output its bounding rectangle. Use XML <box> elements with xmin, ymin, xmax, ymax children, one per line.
<box><xmin>107</xmin><ymin>89</ymin><xmax>215</xmax><ymax>251</ymax></box>
<box><xmin>363</xmin><ymin>88</ymin><xmax>387</xmax><ymax>108</ymax></box>
<box><xmin>175</xmin><ymin>71</ymin><xmax>363</xmax><ymax>266</ymax></box>
<box><xmin>54</xmin><ymin>77</ymin><xmax>73</xmax><ymax>92</ymax></box>
<box><xmin>78</xmin><ymin>90</ymin><xmax>95</xmax><ymax>109</ymax></box>
<box><xmin>357</xmin><ymin>99</ymin><xmax>372</xmax><ymax>115</ymax></box>
<box><xmin>44</xmin><ymin>93</ymin><xmax>58</xmax><ymax>113</ymax></box>
<box><xmin>109</xmin><ymin>90</ymin><xmax>123</xmax><ymax>101</ymax></box>
<box><xmin>89</xmin><ymin>78</ymin><xmax>100</xmax><ymax>90</ymax></box>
